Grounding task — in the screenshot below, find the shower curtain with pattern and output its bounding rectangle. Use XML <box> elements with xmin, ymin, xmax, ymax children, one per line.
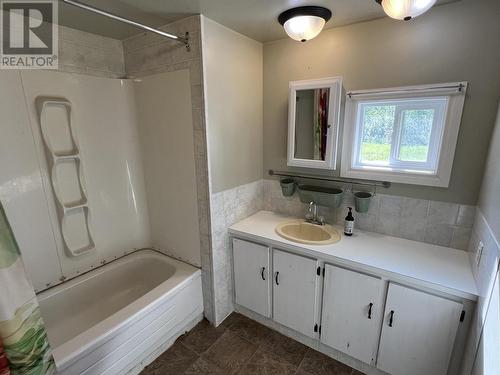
<box><xmin>0</xmin><ymin>202</ymin><xmax>55</xmax><ymax>375</ymax></box>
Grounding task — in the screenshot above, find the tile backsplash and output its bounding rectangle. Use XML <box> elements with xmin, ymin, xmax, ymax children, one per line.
<box><xmin>208</xmin><ymin>178</ymin><xmax>475</xmax><ymax>327</ymax></box>
<box><xmin>263</xmin><ymin>179</ymin><xmax>474</xmax><ymax>250</ymax></box>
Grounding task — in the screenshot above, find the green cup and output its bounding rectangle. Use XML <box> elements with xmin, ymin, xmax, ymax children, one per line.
<box><xmin>280</xmin><ymin>178</ymin><xmax>296</xmax><ymax>197</ymax></box>
<box><xmin>354</xmin><ymin>191</ymin><xmax>373</xmax><ymax>213</ymax></box>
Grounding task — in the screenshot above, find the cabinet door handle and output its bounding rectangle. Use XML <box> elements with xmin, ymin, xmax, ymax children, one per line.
<box><xmin>275</xmin><ymin>271</ymin><xmax>280</xmax><ymax>285</ymax></box>
<box><xmin>388</xmin><ymin>310</ymin><xmax>394</xmax><ymax>327</ymax></box>
<box><xmin>260</xmin><ymin>267</ymin><xmax>266</xmax><ymax>280</ymax></box>
<box><xmin>368</xmin><ymin>303</ymin><xmax>373</xmax><ymax>319</ymax></box>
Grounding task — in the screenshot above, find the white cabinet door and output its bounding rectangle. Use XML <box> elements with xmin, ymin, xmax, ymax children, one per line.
<box><xmin>233</xmin><ymin>238</ymin><xmax>270</xmax><ymax>317</ymax></box>
<box><xmin>273</xmin><ymin>249</ymin><xmax>319</xmax><ymax>338</ymax></box>
<box><xmin>320</xmin><ymin>265</ymin><xmax>383</xmax><ymax>365</ymax></box>
<box><xmin>377</xmin><ymin>283</ymin><xmax>463</xmax><ymax>375</ymax></box>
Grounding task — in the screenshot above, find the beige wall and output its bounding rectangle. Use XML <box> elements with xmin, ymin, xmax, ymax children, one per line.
<box><xmin>478</xmin><ymin>103</ymin><xmax>500</xmax><ymax>240</ymax></box>
<box><xmin>202</xmin><ymin>16</ymin><xmax>263</xmax><ymax>193</ymax></box>
<box><xmin>263</xmin><ymin>0</ymin><xmax>500</xmax><ymax>204</ymax></box>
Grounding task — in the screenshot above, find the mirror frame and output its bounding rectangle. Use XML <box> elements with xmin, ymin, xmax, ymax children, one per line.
<box><xmin>287</xmin><ymin>77</ymin><xmax>342</xmax><ymax>170</ymax></box>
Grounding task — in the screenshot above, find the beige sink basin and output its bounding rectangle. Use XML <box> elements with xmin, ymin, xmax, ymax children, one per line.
<box><xmin>275</xmin><ymin>220</ymin><xmax>341</xmax><ymax>245</ymax></box>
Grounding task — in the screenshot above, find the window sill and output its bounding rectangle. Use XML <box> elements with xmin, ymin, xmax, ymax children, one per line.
<box><xmin>340</xmin><ymin>167</ymin><xmax>450</xmax><ymax>187</ymax></box>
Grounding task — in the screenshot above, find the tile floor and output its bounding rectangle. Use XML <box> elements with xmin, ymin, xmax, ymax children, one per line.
<box><xmin>141</xmin><ymin>312</ymin><xmax>362</xmax><ymax>375</ymax></box>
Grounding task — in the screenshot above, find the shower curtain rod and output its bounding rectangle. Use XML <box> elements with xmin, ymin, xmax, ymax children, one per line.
<box><xmin>347</xmin><ymin>83</ymin><xmax>465</xmax><ymax>98</ymax></box>
<box><xmin>62</xmin><ymin>0</ymin><xmax>190</xmax><ymax>49</ymax></box>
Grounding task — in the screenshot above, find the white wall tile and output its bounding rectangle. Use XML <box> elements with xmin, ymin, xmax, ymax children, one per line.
<box><xmin>425</xmin><ymin>223</ymin><xmax>455</xmax><ymax>246</ymax></box>
<box><xmin>427</xmin><ymin>201</ymin><xmax>459</xmax><ymax>225</ymax></box>
<box><xmin>451</xmin><ymin>227</ymin><xmax>473</xmax><ymax>250</ymax></box>
<box><xmin>399</xmin><ymin>219</ymin><xmax>427</xmax><ymax>242</ymax></box>
<box><xmin>376</xmin><ymin>214</ymin><xmax>401</xmax><ymax>236</ymax></box>
<box><xmin>263</xmin><ymin>179</ymin><xmax>473</xmax><ymax>250</ymax></box>
<box><xmin>379</xmin><ymin>195</ymin><xmax>402</xmax><ymax>216</ymax></box>
<box><xmin>401</xmin><ymin>197</ymin><xmax>429</xmax><ymax>220</ymax></box>
<box><xmin>458</xmin><ymin>205</ymin><xmax>477</xmax><ymax>227</ymax></box>
<box><xmin>209</xmin><ymin>179</ymin><xmax>266</xmax><ymax>325</ymax></box>
<box><xmin>355</xmin><ymin>212</ymin><xmax>378</xmax><ymax>232</ymax></box>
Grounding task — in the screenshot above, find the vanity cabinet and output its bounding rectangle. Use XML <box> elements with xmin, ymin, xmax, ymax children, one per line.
<box><xmin>232</xmin><ymin>238</ymin><xmax>270</xmax><ymax>317</ymax></box>
<box><xmin>320</xmin><ymin>265</ymin><xmax>383</xmax><ymax>365</ymax></box>
<box><xmin>377</xmin><ymin>283</ymin><xmax>463</xmax><ymax>375</ymax></box>
<box><xmin>231</xmin><ymin>233</ymin><xmax>470</xmax><ymax>375</ymax></box>
<box><xmin>273</xmin><ymin>249</ymin><xmax>320</xmax><ymax>338</ymax></box>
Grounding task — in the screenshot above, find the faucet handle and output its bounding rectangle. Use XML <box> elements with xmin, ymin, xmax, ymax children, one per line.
<box><xmin>318</xmin><ymin>216</ymin><xmax>326</xmax><ymax>225</ymax></box>
<box><xmin>306</xmin><ymin>201</ymin><xmax>316</xmax><ymax>222</ymax></box>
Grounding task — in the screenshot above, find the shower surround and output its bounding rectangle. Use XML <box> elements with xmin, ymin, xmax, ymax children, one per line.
<box><xmin>0</xmin><ymin>15</ymin><xmax>211</xmax><ymax>375</ymax></box>
<box><xmin>58</xmin><ymin>14</ymin><xmax>232</xmax><ymax>327</ymax></box>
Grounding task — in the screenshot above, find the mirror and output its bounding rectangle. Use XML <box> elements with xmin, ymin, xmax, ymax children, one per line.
<box><xmin>294</xmin><ymin>88</ymin><xmax>330</xmax><ymax>160</ymax></box>
<box><xmin>287</xmin><ymin>77</ymin><xmax>342</xmax><ymax>170</ymax></box>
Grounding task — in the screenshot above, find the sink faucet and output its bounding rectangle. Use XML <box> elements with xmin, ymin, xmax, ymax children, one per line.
<box><xmin>306</xmin><ymin>202</ymin><xmax>324</xmax><ymax>225</ymax></box>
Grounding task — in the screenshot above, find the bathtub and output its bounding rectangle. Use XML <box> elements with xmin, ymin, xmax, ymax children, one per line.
<box><xmin>37</xmin><ymin>249</ymin><xmax>203</xmax><ymax>375</ymax></box>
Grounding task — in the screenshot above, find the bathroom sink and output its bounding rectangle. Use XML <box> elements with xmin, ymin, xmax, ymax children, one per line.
<box><xmin>275</xmin><ymin>220</ymin><xmax>341</xmax><ymax>245</ymax></box>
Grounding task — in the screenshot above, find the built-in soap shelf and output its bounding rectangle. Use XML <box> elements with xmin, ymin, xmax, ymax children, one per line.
<box><xmin>52</xmin><ymin>156</ymin><xmax>87</xmax><ymax>208</ymax></box>
<box><xmin>38</xmin><ymin>97</ymin><xmax>95</xmax><ymax>257</ymax></box>
<box><xmin>61</xmin><ymin>206</ymin><xmax>94</xmax><ymax>256</ymax></box>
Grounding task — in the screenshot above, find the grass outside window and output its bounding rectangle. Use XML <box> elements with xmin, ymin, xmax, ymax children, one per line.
<box><xmin>361</xmin><ymin>143</ymin><xmax>429</xmax><ymax>163</ymax></box>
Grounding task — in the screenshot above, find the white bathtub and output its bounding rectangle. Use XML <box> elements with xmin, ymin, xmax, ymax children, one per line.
<box><xmin>37</xmin><ymin>249</ymin><xmax>203</xmax><ymax>375</ymax></box>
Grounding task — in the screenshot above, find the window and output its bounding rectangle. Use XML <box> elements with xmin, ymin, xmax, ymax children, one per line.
<box><xmin>341</xmin><ymin>83</ymin><xmax>467</xmax><ymax>187</ymax></box>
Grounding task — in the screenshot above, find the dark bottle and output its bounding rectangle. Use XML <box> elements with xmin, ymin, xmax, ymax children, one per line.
<box><xmin>344</xmin><ymin>207</ymin><xmax>355</xmax><ymax>236</ymax></box>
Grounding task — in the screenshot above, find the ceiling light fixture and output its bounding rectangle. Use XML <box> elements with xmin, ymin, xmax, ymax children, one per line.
<box><xmin>278</xmin><ymin>6</ymin><xmax>332</xmax><ymax>42</ymax></box>
<box><xmin>375</xmin><ymin>0</ymin><xmax>437</xmax><ymax>21</ymax></box>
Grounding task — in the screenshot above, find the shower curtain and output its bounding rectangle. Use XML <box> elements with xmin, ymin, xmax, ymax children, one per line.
<box><xmin>0</xmin><ymin>202</ymin><xmax>55</xmax><ymax>375</ymax></box>
<box><xmin>1</xmin><ymin>339</ymin><xmax>9</xmax><ymax>375</ymax></box>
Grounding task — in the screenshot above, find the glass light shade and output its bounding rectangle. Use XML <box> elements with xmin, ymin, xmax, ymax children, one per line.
<box><xmin>283</xmin><ymin>15</ymin><xmax>325</xmax><ymax>42</ymax></box>
<box><xmin>381</xmin><ymin>0</ymin><xmax>437</xmax><ymax>20</ymax></box>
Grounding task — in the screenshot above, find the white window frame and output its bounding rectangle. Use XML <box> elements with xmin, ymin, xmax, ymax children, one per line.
<box><xmin>352</xmin><ymin>97</ymin><xmax>447</xmax><ymax>172</ymax></box>
<box><xmin>341</xmin><ymin>82</ymin><xmax>467</xmax><ymax>187</ymax></box>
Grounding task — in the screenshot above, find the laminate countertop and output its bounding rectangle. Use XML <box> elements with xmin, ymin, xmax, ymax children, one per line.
<box><xmin>229</xmin><ymin>211</ymin><xmax>478</xmax><ymax>300</ymax></box>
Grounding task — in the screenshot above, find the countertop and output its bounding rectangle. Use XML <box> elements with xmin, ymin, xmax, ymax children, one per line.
<box><xmin>229</xmin><ymin>211</ymin><xmax>478</xmax><ymax>301</ymax></box>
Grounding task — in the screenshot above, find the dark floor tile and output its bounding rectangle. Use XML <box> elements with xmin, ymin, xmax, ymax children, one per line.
<box><xmin>259</xmin><ymin>331</ymin><xmax>308</xmax><ymax>367</ymax></box>
<box><xmin>184</xmin><ymin>357</ymin><xmax>225</xmax><ymax>375</ymax></box>
<box><xmin>236</xmin><ymin>348</ymin><xmax>298</xmax><ymax>375</ymax></box>
<box><xmin>229</xmin><ymin>314</ymin><xmax>272</xmax><ymax>345</ymax></box>
<box><xmin>141</xmin><ymin>342</ymin><xmax>198</xmax><ymax>375</ymax></box>
<box><xmin>142</xmin><ymin>314</ymin><xmax>357</xmax><ymax>375</ymax></box>
<box><xmin>294</xmin><ymin>370</ymin><xmax>314</xmax><ymax>375</ymax></box>
<box><xmin>203</xmin><ymin>330</ymin><xmax>258</xmax><ymax>372</ymax></box>
<box><xmin>217</xmin><ymin>312</ymin><xmax>244</xmax><ymax>330</ymax></box>
<box><xmin>180</xmin><ymin>319</ymin><xmax>225</xmax><ymax>354</ymax></box>
<box><xmin>298</xmin><ymin>349</ymin><xmax>352</xmax><ymax>375</ymax></box>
